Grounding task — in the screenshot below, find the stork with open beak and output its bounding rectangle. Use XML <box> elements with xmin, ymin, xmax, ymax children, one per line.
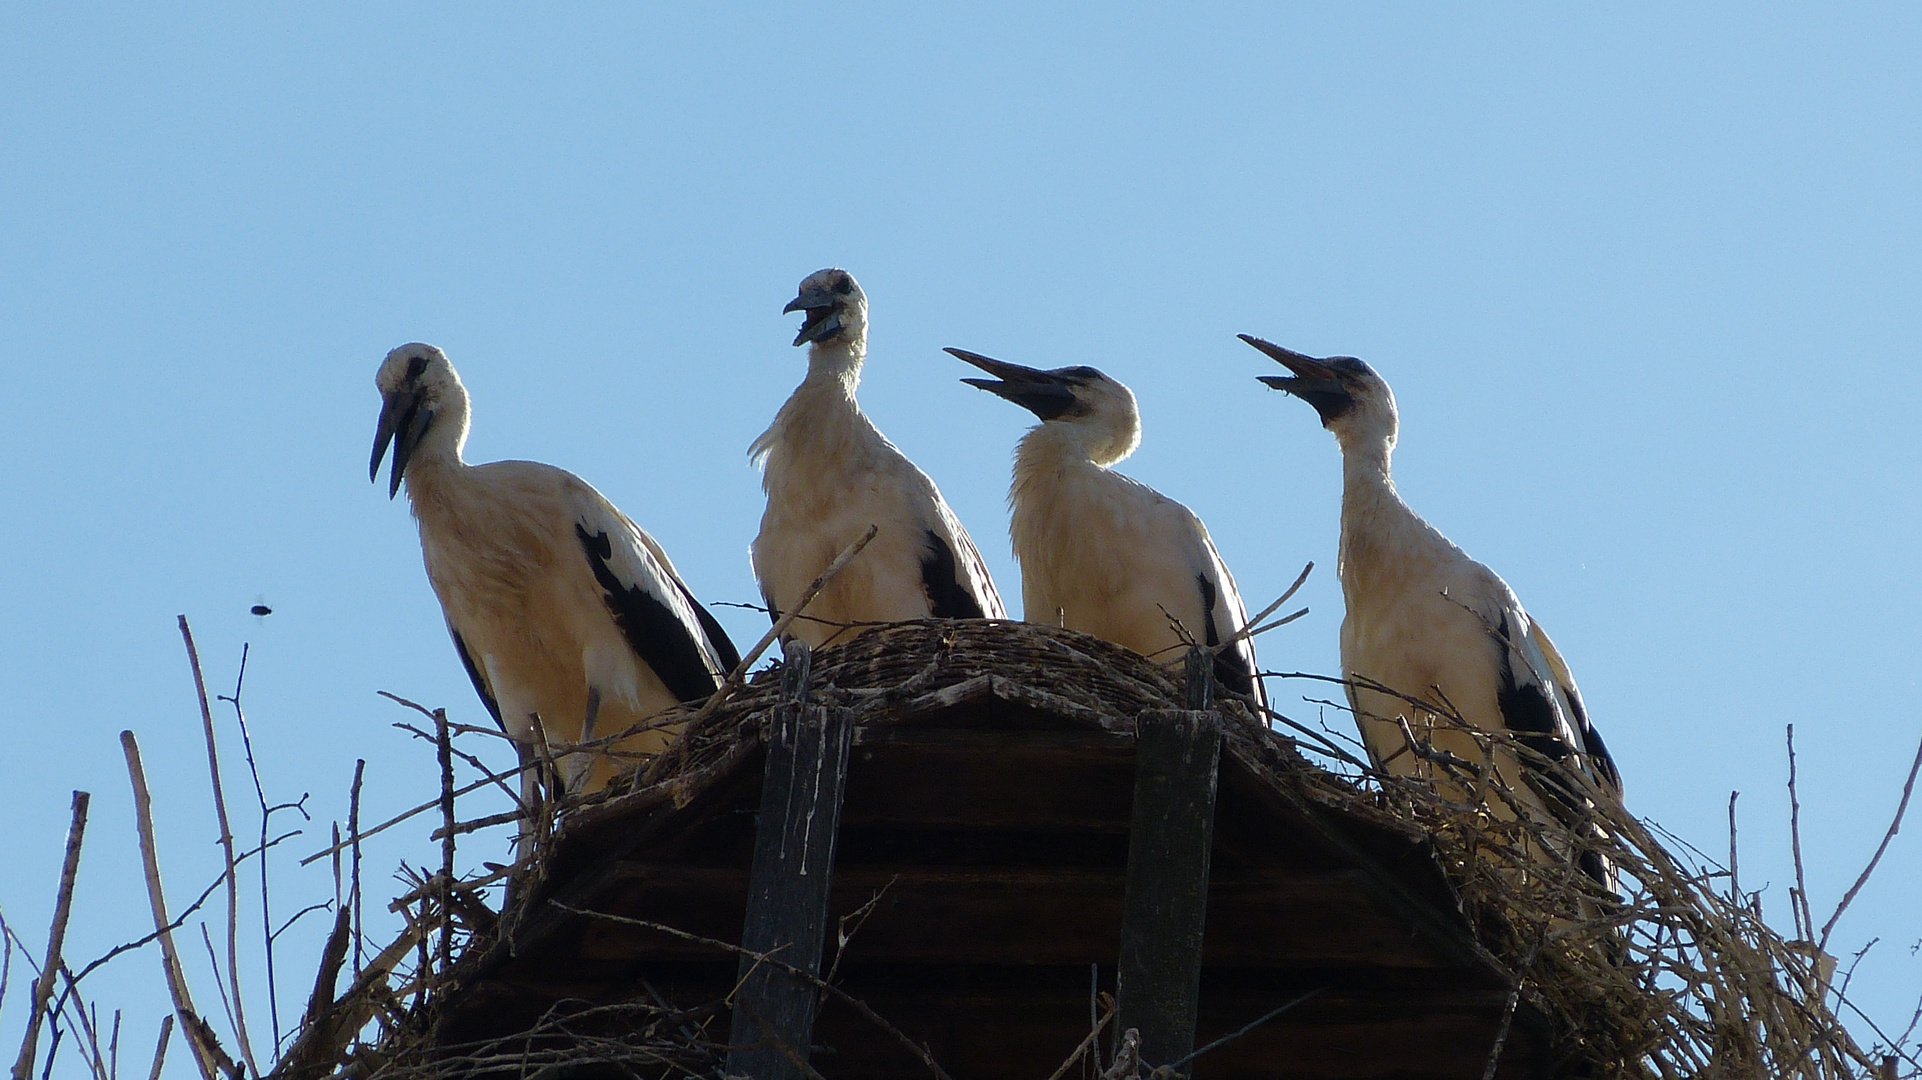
<box><xmin>952</xmin><ymin>348</ymin><xmax>1264</xmax><ymax>705</ymax></box>
<box><xmin>751</xmin><ymin>269</ymin><xmax>1006</xmax><ymax>647</ymax></box>
<box><xmin>1245</xmin><ymin>334</ymin><xmax>1621</xmax><ymax>886</ymax></box>
<box><xmin>371</xmin><ymin>343</ymin><xmax>741</xmax><ymax>820</ymax></box>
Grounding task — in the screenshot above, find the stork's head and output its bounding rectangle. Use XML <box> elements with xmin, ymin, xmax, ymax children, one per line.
<box><xmin>371</xmin><ymin>342</ymin><xmax>469</xmax><ymax>498</ymax></box>
<box><xmin>949</xmin><ymin>348</ymin><xmax>1142</xmax><ymax>466</ymax></box>
<box><xmin>1242</xmin><ymin>335</ymin><xmax>1398</xmax><ymax>451</ymax></box>
<box><xmin>783</xmin><ymin>268</ymin><xmax>868</xmax><ymax>349</ymax></box>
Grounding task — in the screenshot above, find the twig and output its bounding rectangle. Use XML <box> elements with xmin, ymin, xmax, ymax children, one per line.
<box><xmin>301</xmin><ymin>765</ymin><xmax>533</xmax><ymax>866</ymax></box>
<box><xmin>271</xmin><ymin>903</ymin><xmax>334</xmax><ymax>943</ymax></box>
<box><xmin>296</xmin><ymin>907</ymin><xmax>352</xmax><ymax>1056</ymax></box>
<box><xmin>62</xmin><ymin>834</ymin><xmax>289</xmax><ymax>991</ymax></box>
<box><xmin>120</xmin><ymin>730</ymin><xmax>232</xmax><ymax>1080</ymax></box>
<box><xmin>1727</xmin><ymin>790</ymin><xmax>1740</xmax><ymax>902</ymax></box>
<box><xmin>552</xmin><ymin>902</ymin><xmax>954</xmax><ymax>1080</ymax></box>
<box><xmin>1836</xmin><ymin>938</ymin><xmax>1878</xmax><ymax>1005</ymax></box>
<box><xmin>1042</xmin><ymin>999</ymin><xmax>1113</xmax><ymax>1080</ymax></box>
<box><xmin>436</xmin><ymin>707</ymin><xmax>457</xmax><ymax>974</ymax></box>
<box><xmin>1254</xmin><ymin>701</ymin><xmax>1371</xmax><ymax>770</ymax></box>
<box><xmin>348</xmin><ymin>760</ymin><xmax>365</xmax><ymax>979</ymax></box>
<box><xmin>372</xmin><ymin>696</ymin><xmax>513</xmax><ymax>743</ymax></box>
<box><xmin>381</xmin><ymin>694</ymin><xmax>526</xmax><ymax>812</ymax></box>
<box><xmin>11</xmin><ymin>791</ymin><xmax>89</xmax><ymax>1080</ymax></box>
<box><xmin>1788</xmin><ymin>724</ymin><xmax>1813</xmax><ymax>943</ymax></box>
<box><xmin>1820</xmin><ymin>725</ymin><xmax>1922</xmax><ymax>952</ymax></box>
<box><xmin>0</xmin><ymin>914</ymin><xmax>14</xmax><ymax>1023</ymax></box>
<box><xmin>1163</xmin><ymin>987</ymin><xmax>1323</xmax><ymax>1074</ymax></box>
<box><xmin>820</xmin><ymin>876</ymin><xmax>898</xmax><ymax>996</ymax></box>
<box><xmin>275</xmin><ymin>920</ymin><xmax>424</xmax><ymax>1079</ymax></box>
<box><xmin>178</xmin><ymin>618</ymin><xmax>258</xmax><ymax>1075</ymax></box>
<box><xmin>195</xmin><ymin>927</ymin><xmax>239</xmax><ymax>1056</ymax></box>
<box><xmin>1215</xmin><ymin>562</ymin><xmax>1314</xmax><ymax>649</ymax></box>
<box><xmin>34</xmin><ymin>1032</ymin><xmax>58</xmax><ymax>1080</ymax></box>
<box><xmin>144</xmin><ymin>1017</ymin><xmax>171</xmax><ymax>1080</ymax></box>
<box><xmin>1479</xmin><ymin>933</ymin><xmax>1545</xmax><ymax>1080</ymax></box>
<box><xmin>219</xmin><ymin>640</ymin><xmax>297</xmax><ymax>1051</ymax></box>
<box><xmin>429</xmin><ymin>810</ymin><xmax>524</xmax><ymax>841</ymax></box>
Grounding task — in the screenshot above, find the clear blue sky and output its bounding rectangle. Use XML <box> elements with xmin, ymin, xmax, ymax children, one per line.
<box><xmin>3</xmin><ymin>5</ymin><xmax>1917</xmax><ymax>1074</ymax></box>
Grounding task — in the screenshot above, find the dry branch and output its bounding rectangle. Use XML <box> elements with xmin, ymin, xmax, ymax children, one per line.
<box><xmin>178</xmin><ymin>617</ymin><xmax>258</xmax><ymax>1075</ymax></box>
<box><xmin>120</xmin><ymin>730</ymin><xmax>237</xmax><ymax>1080</ymax></box>
<box><xmin>10</xmin><ymin>790</ymin><xmax>88</xmax><ymax>1080</ymax></box>
<box><xmin>1818</xmin><ymin>725</ymin><xmax>1922</xmax><ymax>953</ymax></box>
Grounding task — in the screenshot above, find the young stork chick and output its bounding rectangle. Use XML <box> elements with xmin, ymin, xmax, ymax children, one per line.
<box><xmin>1244</xmin><ymin>334</ymin><xmax>1620</xmax><ymax>884</ymax></box>
<box><xmin>950</xmin><ymin>348</ymin><xmax>1264</xmax><ymax>705</ymax></box>
<box><xmin>751</xmin><ymin>269</ymin><xmax>1006</xmax><ymax>647</ymax></box>
<box><xmin>371</xmin><ymin>343</ymin><xmax>741</xmax><ymax>802</ymax></box>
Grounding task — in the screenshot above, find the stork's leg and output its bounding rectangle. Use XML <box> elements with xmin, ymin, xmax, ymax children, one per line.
<box><xmin>563</xmin><ymin>688</ymin><xmax>602</xmax><ymax>795</ymax></box>
<box><xmin>502</xmin><ymin>732</ymin><xmax>538</xmax><ymax>916</ymax></box>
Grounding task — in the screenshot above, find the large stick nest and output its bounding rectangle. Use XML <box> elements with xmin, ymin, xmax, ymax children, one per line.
<box><xmin>312</xmin><ymin>620</ymin><xmax>1877</xmax><ymax>1080</ymax></box>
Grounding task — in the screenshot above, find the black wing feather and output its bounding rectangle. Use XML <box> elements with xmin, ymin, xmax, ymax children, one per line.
<box><xmin>1195</xmin><ymin>573</ymin><xmax>1255</xmax><ymax>697</ymax></box>
<box><xmin>675</xmin><ymin>578</ymin><xmax>742</xmax><ymax>673</ymax></box>
<box><xmin>921</xmin><ymin>529</ymin><xmax>988</xmax><ymax>619</ymax></box>
<box><xmin>1560</xmin><ymin>685</ymin><xmax>1622</xmax><ymax>794</ymax></box>
<box><xmin>1491</xmin><ymin>613</ymin><xmax>1614</xmax><ymax>887</ymax></box>
<box><xmin>577</xmin><ymin>524</ymin><xmax>724</xmax><ymax>703</ymax></box>
<box><xmin>449</xmin><ymin>628</ymin><xmax>505</xmax><ymax>732</ymax></box>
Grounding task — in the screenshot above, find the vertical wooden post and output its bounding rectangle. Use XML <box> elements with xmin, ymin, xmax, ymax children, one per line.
<box><xmin>1115</xmin><ymin>648</ymin><xmax>1222</xmax><ymax>1074</ymax></box>
<box><xmin>726</xmin><ymin>642</ymin><xmax>853</xmax><ymax>1079</ymax></box>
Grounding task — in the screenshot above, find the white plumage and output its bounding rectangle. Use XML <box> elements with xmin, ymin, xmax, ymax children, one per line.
<box><xmin>951</xmin><ymin>349</ymin><xmax>1265</xmax><ymax>705</ymax></box>
<box><xmin>751</xmin><ymin>269</ymin><xmax>1006</xmax><ymax>647</ymax></box>
<box><xmin>1246</xmin><ymin>335</ymin><xmax>1620</xmax><ymax>882</ymax></box>
<box><xmin>371</xmin><ymin>343</ymin><xmax>740</xmax><ymax>802</ymax></box>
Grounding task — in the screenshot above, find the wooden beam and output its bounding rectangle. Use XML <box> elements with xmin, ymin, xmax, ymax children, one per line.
<box><xmin>726</xmin><ymin>642</ymin><xmax>853</xmax><ymax>1079</ymax></box>
<box><xmin>572</xmin><ymin>864</ymin><xmax>1444</xmax><ymax>969</ymax></box>
<box><xmin>1116</xmin><ymin>692</ymin><xmax>1221</xmax><ymax>1074</ymax></box>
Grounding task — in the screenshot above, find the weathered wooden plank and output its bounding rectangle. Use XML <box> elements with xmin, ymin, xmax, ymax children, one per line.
<box><xmin>1117</xmin><ymin>703</ymin><xmax>1222</xmax><ymax>1073</ymax></box>
<box><xmin>440</xmin><ymin>961</ymin><xmax>1542</xmax><ymax>1080</ymax></box>
<box><xmin>568</xmin><ymin>864</ymin><xmax>1450</xmax><ymax>968</ymax></box>
<box><xmin>851</xmin><ymin>726</ymin><xmax>1135</xmax><ymax>752</ymax></box>
<box><xmin>725</xmin><ymin>676</ymin><xmax>854</xmax><ymax>1079</ymax></box>
<box><xmin>797</xmin><ymin>966</ymin><xmax>1542</xmax><ymax>1080</ymax></box>
<box><xmin>840</xmin><ymin>735</ymin><xmax>1136</xmax><ymax>830</ymax></box>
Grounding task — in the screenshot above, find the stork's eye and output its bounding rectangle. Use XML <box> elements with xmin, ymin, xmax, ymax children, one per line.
<box><xmin>834</xmin><ymin>277</ymin><xmax>853</xmax><ymax>295</ymax></box>
<box><xmin>406</xmin><ymin>355</ymin><xmax>430</xmax><ymax>382</ymax></box>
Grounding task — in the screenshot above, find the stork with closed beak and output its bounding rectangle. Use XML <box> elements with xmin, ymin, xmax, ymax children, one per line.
<box><xmin>1245</xmin><ymin>335</ymin><xmax>1621</xmax><ymax>885</ymax></box>
<box><xmin>751</xmin><ymin>269</ymin><xmax>1006</xmax><ymax>647</ymax></box>
<box><xmin>951</xmin><ymin>348</ymin><xmax>1264</xmax><ymax>705</ymax></box>
<box><xmin>371</xmin><ymin>343</ymin><xmax>741</xmax><ymax>812</ymax></box>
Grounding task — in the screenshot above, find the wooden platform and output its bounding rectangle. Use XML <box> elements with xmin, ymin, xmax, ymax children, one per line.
<box><xmin>433</xmin><ymin>649</ymin><xmax>1551</xmax><ymax>1079</ymax></box>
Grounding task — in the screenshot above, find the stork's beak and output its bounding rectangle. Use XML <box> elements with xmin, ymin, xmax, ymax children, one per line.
<box><xmin>947</xmin><ymin>348</ymin><xmax>1080</xmax><ymax>422</ymax></box>
<box><xmin>784</xmin><ymin>289</ymin><xmax>842</xmax><ymax>347</ymax></box>
<box><xmin>370</xmin><ymin>388</ymin><xmax>435</xmax><ymax>499</ymax></box>
<box><xmin>1241</xmin><ymin>334</ymin><xmax>1354</xmax><ymax>426</ymax></box>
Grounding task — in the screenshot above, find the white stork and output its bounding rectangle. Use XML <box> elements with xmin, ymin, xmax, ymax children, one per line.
<box><xmin>1244</xmin><ymin>335</ymin><xmax>1621</xmax><ymax>884</ymax></box>
<box><xmin>371</xmin><ymin>343</ymin><xmax>741</xmax><ymax>804</ymax></box>
<box><xmin>950</xmin><ymin>348</ymin><xmax>1265</xmax><ymax>705</ymax></box>
<box><xmin>751</xmin><ymin>269</ymin><xmax>1006</xmax><ymax>647</ymax></box>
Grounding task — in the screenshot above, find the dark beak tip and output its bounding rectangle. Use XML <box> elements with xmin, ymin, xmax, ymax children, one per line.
<box><xmin>1256</xmin><ymin>375</ymin><xmax>1291</xmax><ymax>390</ymax></box>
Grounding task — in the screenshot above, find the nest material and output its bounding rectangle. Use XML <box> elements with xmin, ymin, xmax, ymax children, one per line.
<box><xmin>314</xmin><ymin>620</ymin><xmax>1877</xmax><ymax>1080</ymax></box>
